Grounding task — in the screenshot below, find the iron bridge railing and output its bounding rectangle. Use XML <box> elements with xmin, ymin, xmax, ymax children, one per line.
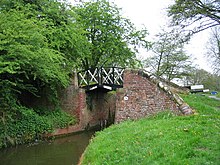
<box><xmin>78</xmin><ymin>67</ymin><xmax>125</xmax><ymax>90</ymax></box>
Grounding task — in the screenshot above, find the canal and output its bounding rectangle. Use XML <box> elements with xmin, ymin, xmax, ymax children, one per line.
<box><xmin>0</xmin><ymin>131</ymin><xmax>95</xmax><ymax>165</ymax></box>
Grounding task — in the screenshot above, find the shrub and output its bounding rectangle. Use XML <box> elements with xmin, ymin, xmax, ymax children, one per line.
<box><xmin>0</xmin><ymin>106</ymin><xmax>76</xmax><ymax>149</ymax></box>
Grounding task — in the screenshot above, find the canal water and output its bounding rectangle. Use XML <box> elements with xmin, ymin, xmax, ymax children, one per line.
<box><xmin>0</xmin><ymin>131</ymin><xmax>95</xmax><ymax>165</ymax></box>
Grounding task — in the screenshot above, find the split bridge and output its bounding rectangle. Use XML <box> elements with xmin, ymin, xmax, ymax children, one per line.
<box><xmin>57</xmin><ymin>68</ymin><xmax>193</xmax><ymax>135</ymax></box>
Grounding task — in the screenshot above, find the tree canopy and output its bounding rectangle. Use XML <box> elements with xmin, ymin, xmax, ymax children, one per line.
<box><xmin>168</xmin><ymin>0</ymin><xmax>220</xmax><ymax>36</ymax></box>
<box><xmin>144</xmin><ymin>30</ymin><xmax>194</xmax><ymax>81</ymax></box>
<box><xmin>0</xmin><ymin>0</ymin><xmax>89</xmax><ymax>112</ymax></box>
<box><xmin>74</xmin><ymin>0</ymin><xmax>150</xmax><ymax>69</ymax></box>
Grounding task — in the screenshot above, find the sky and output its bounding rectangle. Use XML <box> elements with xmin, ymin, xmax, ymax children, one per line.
<box><xmin>69</xmin><ymin>0</ymin><xmax>213</xmax><ymax>72</ymax></box>
<box><xmin>112</xmin><ymin>0</ymin><xmax>212</xmax><ymax>72</ymax></box>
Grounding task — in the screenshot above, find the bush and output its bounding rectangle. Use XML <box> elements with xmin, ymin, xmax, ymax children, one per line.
<box><xmin>0</xmin><ymin>106</ymin><xmax>76</xmax><ymax>149</ymax></box>
<box><xmin>43</xmin><ymin>110</ymin><xmax>76</xmax><ymax>129</ymax></box>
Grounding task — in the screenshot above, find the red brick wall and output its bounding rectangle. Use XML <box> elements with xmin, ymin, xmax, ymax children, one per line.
<box><xmin>59</xmin><ymin>77</ymin><xmax>87</xmax><ymax>132</ymax></box>
<box><xmin>83</xmin><ymin>90</ymin><xmax>116</xmax><ymax>129</ymax></box>
<box><xmin>60</xmin><ymin>75</ymin><xmax>116</xmax><ymax>132</ymax></box>
<box><xmin>60</xmin><ymin>78</ymin><xmax>82</xmax><ymax>119</ymax></box>
<box><xmin>115</xmin><ymin>69</ymin><xmax>180</xmax><ymax>123</ymax></box>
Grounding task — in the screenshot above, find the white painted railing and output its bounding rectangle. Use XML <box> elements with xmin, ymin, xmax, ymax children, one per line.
<box><xmin>78</xmin><ymin>67</ymin><xmax>124</xmax><ymax>90</ymax></box>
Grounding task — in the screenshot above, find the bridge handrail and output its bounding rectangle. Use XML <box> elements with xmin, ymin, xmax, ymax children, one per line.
<box><xmin>78</xmin><ymin>67</ymin><xmax>125</xmax><ymax>90</ymax></box>
<box><xmin>77</xmin><ymin>66</ymin><xmax>125</xmax><ymax>73</ymax></box>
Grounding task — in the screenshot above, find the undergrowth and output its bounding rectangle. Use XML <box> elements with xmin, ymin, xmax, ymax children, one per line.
<box><xmin>0</xmin><ymin>106</ymin><xmax>76</xmax><ymax>149</ymax></box>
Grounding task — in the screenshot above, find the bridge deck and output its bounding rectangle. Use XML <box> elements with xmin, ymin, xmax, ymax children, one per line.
<box><xmin>78</xmin><ymin>67</ymin><xmax>124</xmax><ymax>91</ymax></box>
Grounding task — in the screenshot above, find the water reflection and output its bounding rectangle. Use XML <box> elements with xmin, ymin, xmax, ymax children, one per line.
<box><xmin>0</xmin><ymin>131</ymin><xmax>94</xmax><ymax>165</ymax></box>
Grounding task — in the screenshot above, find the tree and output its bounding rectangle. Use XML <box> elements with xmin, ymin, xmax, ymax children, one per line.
<box><xmin>0</xmin><ymin>0</ymin><xmax>90</xmax><ymax>70</ymax></box>
<box><xmin>168</xmin><ymin>0</ymin><xmax>220</xmax><ymax>36</ymax></box>
<box><xmin>182</xmin><ymin>68</ymin><xmax>209</xmax><ymax>85</ymax></box>
<box><xmin>206</xmin><ymin>27</ymin><xmax>220</xmax><ymax>75</ymax></box>
<box><xmin>74</xmin><ymin>0</ymin><xmax>150</xmax><ymax>69</ymax></box>
<box><xmin>182</xmin><ymin>68</ymin><xmax>220</xmax><ymax>91</ymax></box>
<box><xmin>0</xmin><ymin>4</ymin><xmax>67</xmax><ymax>107</ymax></box>
<box><xmin>0</xmin><ymin>0</ymin><xmax>89</xmax><ymax>111</ymax></box>
<box><xmin>144</xmin><ymin>30</ymin><xmax>194</xmax><ymax>81</ymax></box>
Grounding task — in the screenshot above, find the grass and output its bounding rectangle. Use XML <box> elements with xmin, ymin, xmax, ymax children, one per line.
<box><xmin>81</xmin><ymin>94</ymin><xmax>220</xmax><ymax>165</ymax></box>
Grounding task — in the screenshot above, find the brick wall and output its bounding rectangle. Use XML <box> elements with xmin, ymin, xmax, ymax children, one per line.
<box><xmin>115</xmin><ymin>69</ymin><xmax>181</xmax><ymax>123</ymax></box>
<box><xmin>60</xmin><ymin>74</ymin><xmax>116</xmax><ymax>133</ymax></box>
<box><xmin>82</xmin><ymin>90</ymin><xmax>116</xmax><ymax>129</ymax></box>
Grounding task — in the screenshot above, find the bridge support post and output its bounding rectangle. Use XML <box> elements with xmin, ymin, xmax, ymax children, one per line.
<box><xmin>73</xmin><ymin>70</ymin><xmax>78</xmax><ymax>89</ymax></box>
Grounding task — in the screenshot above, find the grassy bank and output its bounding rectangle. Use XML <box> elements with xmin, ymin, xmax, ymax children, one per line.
<box><xmin>81</xmin><ymin>94</ymin><xmax>220</xmax><ymax>164</ymax></box>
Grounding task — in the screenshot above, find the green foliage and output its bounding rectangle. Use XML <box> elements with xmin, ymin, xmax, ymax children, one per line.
<box><xmin>0</xmin><ymin>106</ymin><xmax>76</xmax><ymax>149</ymax></box>
<box><xmin>81</xmin><ymin>94</ymin><xmax>220</xmax><ymax>164</ymax></box>
<box><xmin>74</xmin><ymin>0</ymin><xmax>150</xmax><ymax>69</ymax></box>
<box><xmin>0</xmin><ymin>1</ymin><xmax>72</xmax><ymax>110</ymax></box>
<box><xmin>44</xmin><ymin>110</ymin><xmax>76</xmax><ymax>129</ymax></box>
